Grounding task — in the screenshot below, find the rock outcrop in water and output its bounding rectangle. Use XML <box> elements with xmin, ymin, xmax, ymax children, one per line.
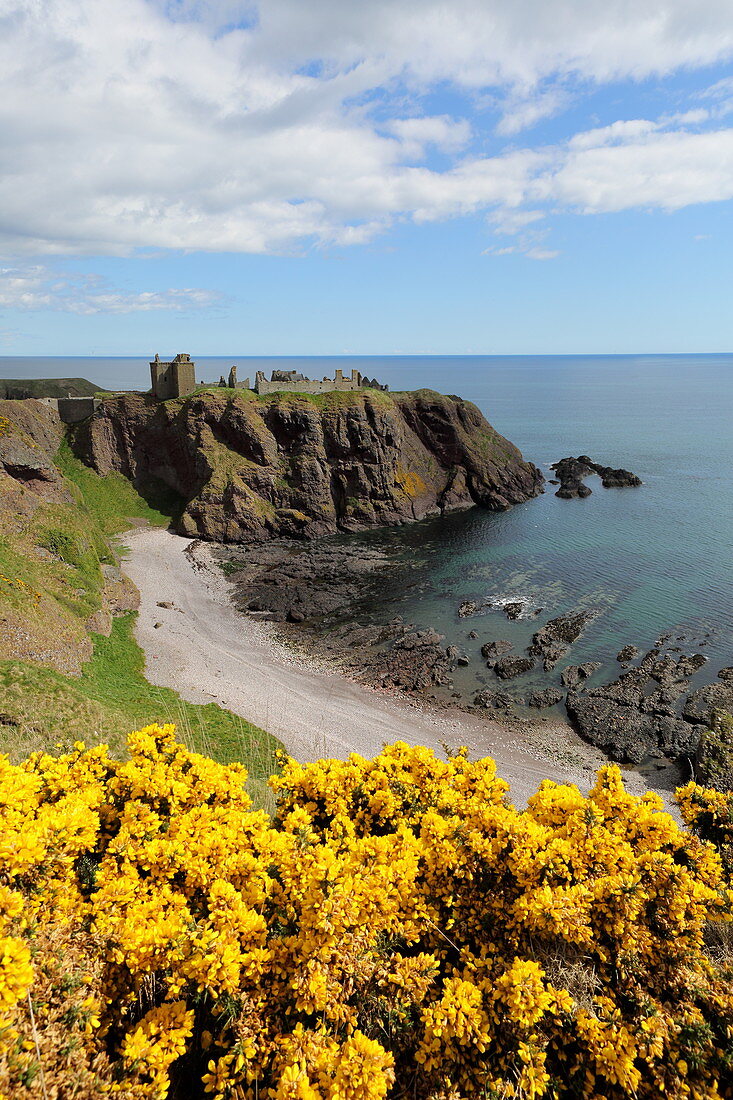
<box><xmin>550</xmin><ymin>455</ymin><xmax>642</xmax><ymax>498</ymax></box>
<box><xmin>71</xmin><ymin>389</ymin><xmax>544</xmax><ymax>543</ymax></box>
<box><xmin>565</xmin><ymin>647</ymin><xmax>725</xmax><ymax>764</ymax></box>
<box><xmin>528</xmin><ymin>610</ymin><xmax>598</xmax><ymax>670</ymax></box>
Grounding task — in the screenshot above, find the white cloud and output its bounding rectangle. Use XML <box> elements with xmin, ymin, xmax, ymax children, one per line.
<box><xmin>486</xmin><ymin>243</ymin><xmax>558</xmax><ymax>260</ymax></box>
<box><xmin>568</xmin><ymin>119</ymin><xmax>662</xmax><ymax>150</ymax></box>
<box><xmin>489</xmin><ymin>209</ymin><xmax>546</xmax><ymax>234</ymax></box>
<box><xmin>385</xmin><ymin>116</ymin><xmax>472</xmax><ymax>156</ymax></box>
<box><xmin>496</xmin><ymin>88</ymin><xmax>571</xmax><ymax>136</ymax></box>
<box><xmin>247</xmin><ymin>0</ymin><xmax>733</xmax><ymax>90</ymax></box>
<box><xmin>545</xmin><ymin>128</ymin><xmax>733</xmax><ymax>213</ymax></box>
<box><xmin>525</xmin><ymin>247</ymin><xmax>559</xmax><ymax>260</ymax></box>
<box><xmin>0</xmin><ymin>266</ymin><xmax>219</xmax><ymax>313</ymax></box>
<box><xmin>700</xmin><ymin>76</ymin><xmax>733</xmax><ymax>101</ymax></box>
<box><xmin>0</xmin><ymin>0</ymin><xmax>732</xmax><ymax>274</ymax></box>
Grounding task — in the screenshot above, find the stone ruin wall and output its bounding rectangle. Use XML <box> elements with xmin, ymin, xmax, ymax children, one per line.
<box><xmin>252</xmin><ymin>368</ymin><xmax>387</xmax><ymax>395</ymax></box>
<box><xmin>38</xmin><ymin>397</ymin><xmax>100</xmax><ymax>423</ymax></box>
<box><xmin>253</xmin><ymin>377</ymin><xmax>363</xmax><ymax>395</ymax></box>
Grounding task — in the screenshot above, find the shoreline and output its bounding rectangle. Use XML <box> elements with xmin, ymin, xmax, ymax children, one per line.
<box><xmin>120</xmin><ymin>527</ymin><xmax>675</xmax><ymax>807</ymax></box>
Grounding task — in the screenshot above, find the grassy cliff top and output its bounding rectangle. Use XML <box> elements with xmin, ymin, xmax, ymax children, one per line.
<box><xmin>190</xmin><ymin>384</ymin><xmax>398</xmax><ymax>407</ymax></box>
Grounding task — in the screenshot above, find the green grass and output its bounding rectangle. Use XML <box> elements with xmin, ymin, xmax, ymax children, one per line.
<box><xmin>256</xmin><ymin>388</ymin><xmax>394</xmax><ymax>408</ymax></box>
<box><xmin>55</xmin><ymin>438</ymin><xmax>176</xmax><ymax>536</ymax></box>
<box><xmin>0</xmin><ymin>615</ymin><xmax>280</xmax><ymax>806</ymax></box>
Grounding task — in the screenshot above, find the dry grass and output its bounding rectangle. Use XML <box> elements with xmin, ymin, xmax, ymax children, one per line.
<box><xmin>0</xmin><ymin>922</ymin><xmax>136</xmax><ymax>1100</ymax></box>
<box><xmin>534</xmin><ymin>941</ymin><xmax>601</xmax><ymax>1014</ymax></box>
<box><xmin>703</xmin><ymin>920</ymin><xmax>733</xmax><ymax>974</ymax></box>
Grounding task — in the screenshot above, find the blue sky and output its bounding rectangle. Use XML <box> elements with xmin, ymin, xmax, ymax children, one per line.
<box><xmin>1</xmin><ymin>0</ymin><xmax>733</xmax><ymax>355</ymax></box>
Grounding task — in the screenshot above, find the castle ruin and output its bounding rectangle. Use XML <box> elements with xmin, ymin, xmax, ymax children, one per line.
<box><xmin>149</xmin><ymin>354</ymin><xmax>388</xmax><ymax>400</ymax></box>
<box><xmin>253</xmin><ymin>368</ymin><xmax>388</xmax><ymax>395</ymax></box>
<box><xmin>150</xmin><ymin>353</ymin><xmax>196</xmax><ymax>400</ymax></box>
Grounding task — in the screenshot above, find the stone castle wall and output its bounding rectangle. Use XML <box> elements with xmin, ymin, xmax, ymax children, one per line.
<box><xmin>39</xmin><ymin>397</ymin><xmax>100</xmax><ymax>423</ymax></box>
<box><xmin>254</xmin><ymin>377</ymin><xmax>363</xmax><ymax>395</ymax></box>
<box><xmin>58</xmin><ymin>397</ymin><xmax>99</xmax><ymax>423</ymax></box>
<box><xmin>253</xmin><ymin>368</ymin><xmax>376</xmax><ymax>395</ymax></box>
<box><xmin>151</xmin><ymin>354</ymin><xmax>196</xmax><ymax>400</ymax></box>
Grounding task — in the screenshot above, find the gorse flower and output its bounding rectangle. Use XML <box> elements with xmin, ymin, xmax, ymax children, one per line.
<box><xmin>0</xmin><ymin>724</ymin><xmax>732</xmax><ymax>1099</ymax></box>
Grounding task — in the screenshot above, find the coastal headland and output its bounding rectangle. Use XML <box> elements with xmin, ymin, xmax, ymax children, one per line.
<box><xmin>69</xmin><ymin>386</ymin><xmax>544</xmax><ymax>541</ymax></box>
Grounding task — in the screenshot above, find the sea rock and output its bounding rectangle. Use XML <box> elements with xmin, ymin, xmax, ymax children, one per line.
<box><xmin>456</xmin><ymin>654</ymin><xmax>470</xmax><ymax>666</ymax></box>
<box><xmin>649</xmin><ymin>655</ymin><xmax>684</xmax><ymax>683</ymax></box>
<box><xmin>565</xmin><ymin>693</ymin><xmax>653</xmax><ymax>762</ymax></box>
<box><xmin>72</xmin><ymin>389</ymin><xmax>544</xmax><ymax>544</ymax></box>
<box><xmin>639</xmin><ymin>682</ymin><xmax>691</xmax><ymax>717</ymax></box>
<box><xmin>655</xmin><ymin>716</ymin><xmax>701</xmax><ymax>758</ymax></box>
<box><xmin>528</xmin><ymin>610</ymin><xmax>597</xmax><ymax>670</ymax></box>
<box><xmin>561</xmin><ymin>665</ymin><xmax>583</xmax><ymax>689</ymax></box>
<box><xmin>617</xmin><ymin>644</ymin><xmax>639</xmax><ymax>663</ymax></box>
<box><xmin>590</xmin><ymin>667</ymin><xmax>649</xmax><ymax>707</ymax></box>
<box><xmin>683</xmin><ymin>682</ymin><xmax>733</xmax><ymax>725</ymax></box>
<box><xmin>503</xmin><ymin>602</ymin><xmax>524</xmax><ymax>620</ymax></box>
<box><xmin>566</xmin><ymin>691</ymin><xmax>699</xmax><ymax>764</ymax></box>
<box><xmin>550</xmin><ymin>457</ymin><xmax>595</xmax><ymax>498</ymax></box>
<box><xmin>550</xmin><ymin>456</ymin><xmax>641</xmax><ymax>499</ymax></box>
<box><xmin>231</xmin><ymin>540</ymin><xmax>391</xmax><ymax>621</ymax></box>
<box><xmin>494</xmin><ymin>655</ymin><xmax>535</xmax><ymax>680</ymax></box>
<box><xmin>561</xmin><ymin>662</ymin><xmax>601</xmax><ymax>689</ymax></box>
<box><xmin>638</xmin><ymin>647</ymin><xmax>661</xmax><ymax>672</ymax></box>
<box><xmin>481</xmin><ymin>640</ymin><xmax>513</xmax><ymax>662</ymax></box>
<box><xmin>458</xmin><ymin>601</ymin><xmax>478</xmax><ymax>617</ymax></box>
<box><xmin>718</xmin><ymin>668</ymin><xmax>733</xmax><ymax>682</ymax></box>
<box><xmin>372</xmin><ymin>629</ymin><xmax>454</xmax><ymax>693</ymax></box>
<box><xmin>394</xmin><ymin>628</ymin><xmax>443</xmax><ymax>650</ymax></box>
<box><xmin>474</xmin><ymin>689</ymin><xmax>517</xmax><ymax>711</ymax></box>
<box><xmin>676</xmin><ymin>653</ymin><xmax>708</xmax><ymax>677</ymax></box>
<box><xmin>562</xmin><ymin>645</ymin><xmax>716</xmax><ymax>763</ymax></box>
<box><xmin>527</xmin><ymin>688</ymin><xmax>564</xmax><ymax>708</ymax></box>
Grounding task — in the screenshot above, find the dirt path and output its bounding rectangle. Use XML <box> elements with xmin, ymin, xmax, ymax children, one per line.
<box><xmin>121</xmin><ymin>527</ymin><xmax>670</xmax><ymax>806</ymax></box>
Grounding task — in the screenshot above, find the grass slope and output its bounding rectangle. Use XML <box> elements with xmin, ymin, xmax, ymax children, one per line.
<box><xmin>0</xmin><ymin>436</ymin><xmax>279</xmax><ymax>802</ymax></box>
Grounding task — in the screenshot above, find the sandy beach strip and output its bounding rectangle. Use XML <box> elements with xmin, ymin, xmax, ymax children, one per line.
<box><xmin>121</xmin><ymin>527</ymin><xmax>671</xmax><ymax>806</ymax></box>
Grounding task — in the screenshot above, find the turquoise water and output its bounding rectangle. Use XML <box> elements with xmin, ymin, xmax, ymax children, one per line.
<box><xmin>3</xmin><ymin>354</ymin><xmax>732</xmax><ymax>695</ymax></box>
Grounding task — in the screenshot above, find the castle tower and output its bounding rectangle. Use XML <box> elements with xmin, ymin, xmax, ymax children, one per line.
<box><xmin>150</xmin><ymin>353</ymin><xmax>196</xmax><ymax>400</ymax></box>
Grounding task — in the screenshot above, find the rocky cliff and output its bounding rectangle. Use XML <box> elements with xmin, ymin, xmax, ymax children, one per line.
<box><xmin>70</xmin><ymin>388</ymin><xmax>544</xmax><ymax>543</ymax></box>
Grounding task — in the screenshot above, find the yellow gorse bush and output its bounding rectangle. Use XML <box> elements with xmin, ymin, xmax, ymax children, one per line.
<box><xmin>0</xmin><ymin>724</ymin><xmax>732</xmax><ymax>1099</ymax></box>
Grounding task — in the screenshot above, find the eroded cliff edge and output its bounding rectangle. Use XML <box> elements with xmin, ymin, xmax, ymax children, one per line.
<box><xmin>70</xmin><ymin>388</ymin><xmax>544</xmax><ymax>543</ymax></box>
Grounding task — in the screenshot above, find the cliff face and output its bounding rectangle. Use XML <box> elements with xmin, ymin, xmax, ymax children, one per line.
<box><xmin>0</xmin><ymin>398</ymin><xmax>68</xmax><ymax>517</ymax></box>
<box><xmin>71</xmin><ymin>388</ymin><xmax>544</xmax><ymax>543</ymax></box>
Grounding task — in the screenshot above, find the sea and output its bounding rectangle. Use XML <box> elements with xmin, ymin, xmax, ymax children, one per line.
<box><xmin>3</xmin><ymin>353</ymin><xmax>732</xmax><ymax>704</ymax></box>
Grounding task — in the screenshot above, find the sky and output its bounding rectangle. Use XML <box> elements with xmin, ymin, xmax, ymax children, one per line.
<box><xmin>1</xmin><ymin>0</ymin><xmax>733</xmax><ymax>355</ymax></box>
